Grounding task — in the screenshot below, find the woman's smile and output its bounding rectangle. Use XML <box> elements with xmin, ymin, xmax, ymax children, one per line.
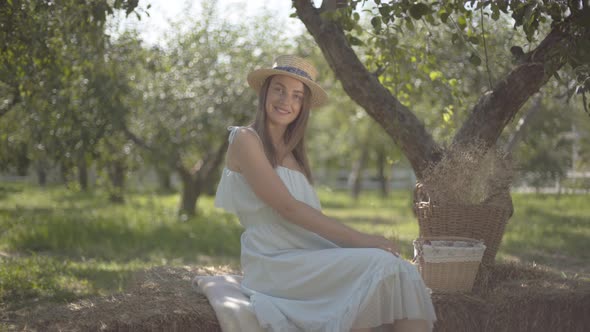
<box><xmin>273</xmin><ymin>106</ymin><xmax>292</xmax><ymax>115</ymax></box>
<box><xmin>265</xmin><ymin>75</ymin><xmax>304</xmax><ymax>126</ymax></box>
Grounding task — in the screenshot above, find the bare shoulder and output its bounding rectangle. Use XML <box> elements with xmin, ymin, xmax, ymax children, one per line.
<box><xmin>227</xmin><ymin>127</ymin><xmax>264</xmax><ymax>171</ymax></box>
<box><xmin>232</xmin><ymin>127</ymin><xmax>262</xmax><ymax>150</ymax></box>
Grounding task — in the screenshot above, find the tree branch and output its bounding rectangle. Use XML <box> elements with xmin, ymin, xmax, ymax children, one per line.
<box><xmin>293</xmin><ymin>0</ymin><xmax>441</xmax><ymax>178</ymax></box>
<box><xmin>453</xmin><ymin>22</ymin><xmax>571</xmax><ymax>148</ymax></box>
<box><xmin>122</xmin><ymin>125</ymin><xmax>153</xmax><ymax>152</ymax></box>
<box><xmin>319</xmin><ymin>0</ymin><xmax>348</xmax><ymax>14</ymax></box>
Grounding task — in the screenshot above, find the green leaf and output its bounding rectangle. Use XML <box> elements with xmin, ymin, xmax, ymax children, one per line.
<box><xmin>378</xmin><ymin>4</ymin><xmax>392</xmax><ymax>18</ymax></box>
<box><xmin>438</xmin><ymin>8</ymin><xmax>450</xmax><ymax>23</ymax></box>
<box><xmin>469</xmin><ymin>53</ymin><xmax>481</xmax><ymax>66</ymax></box>
<box><xmin>409</xmin><ymin>3</ymin><xmax>430</xmax><ymax>20</ymax></box>
<box><xmin>491</xmin><ymin>8</ymin><xmax>500</xmax><ymax>20</ymax></box>
<box><xmin>371</xmin><ymin>16</ymin><xmax>382</xmax><ymax>33</ymax></box>
<box><xmin>429</xmin><ymin>71</ymin><xmax>443</xmax><ymax>81</ymax></box>
<box><xmin>425</xmin><ymin>14</ymin><xmax>436</xmax><ymax>25</ymax></box>
<box><xmin>347</xmin><ymin>35</ymin><xmax>364</xmax><ymax>46</ymax></box>
<box><xmin>457</xmin><ymin>15</ymin><xmax>467</xmax><ymax>29</ymax></box>
<box><xmin>468</xmin><ymin>36</ymin><xmax>479</xmax><ymax>45</ymax></box>
<box><xmin>405</xmin><ymin>17</ymin><xmax>415</xmax><ymax>31</ymax></box>
<box><xmin>451</xmin><ymin>33</ymin><xmax>459</xmax><ymax>44</ymax></box>
<box><xmin>443</xmin><ymin>112</ymin><xmax>452</xmax><ymax>123</ymax></box>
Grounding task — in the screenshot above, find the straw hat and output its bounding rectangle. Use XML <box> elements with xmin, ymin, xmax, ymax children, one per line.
<box><xmin>247</xmin><ymin>55</ymin><xmax>328</xmax><ymax>108</ymax></box>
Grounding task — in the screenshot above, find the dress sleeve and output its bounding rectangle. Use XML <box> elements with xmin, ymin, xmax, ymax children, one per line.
<box><xmin>213</xmin><ymin>127</ymin><xmax>267</xmax><ymax>214</ymax></box>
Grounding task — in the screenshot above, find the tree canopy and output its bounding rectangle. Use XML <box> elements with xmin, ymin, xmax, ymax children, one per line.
<box><xmin>294</xmin><ymin>0</ymin><xmax>589</xmax><ymax>179</ymax></box>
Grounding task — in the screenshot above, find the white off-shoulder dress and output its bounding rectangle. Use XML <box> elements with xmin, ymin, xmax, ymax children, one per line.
<box><xmin>214</xmin><ymin>126</ymin><xmax>436</xmax><ymax>332</ymax></box>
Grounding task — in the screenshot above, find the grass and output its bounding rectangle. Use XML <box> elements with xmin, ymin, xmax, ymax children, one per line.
<box><xmin>1</xmin><ymin>182</ymin><xmax>588</xmax><ymax>312</ymax></box>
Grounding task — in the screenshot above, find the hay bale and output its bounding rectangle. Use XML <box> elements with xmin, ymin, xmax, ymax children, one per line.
<box><xmin>431</xmin><ymin>293</ymin><xmax>487</xmax><ymax>332</ymax></box>
<box><xmin>432</xmin><ymin>262</ymin><xmax>590</xmax><ymax>332</ymax></box>
<box><xmin>484</xmin><ymin>279</ymin><xmax>590</xmax><ymax>332</ymax></box>
<box><xmin>474</xmin><ymin>261</ymin><xmax>551</xmax><ymax>292</ymax></box>
<box><xmin>6</xmin><ymin>263</ymin><xmax>589</xmax><ymax>332</ymax></box>
<box><xmin>480</xmin><ymin>263</ymin><xmax>590</xmax><ymax>332</ymax></box>
<box><xmin>8</xmin><ymin>265</ymin><xmax>236</xmax><ymax>332</ymax></box>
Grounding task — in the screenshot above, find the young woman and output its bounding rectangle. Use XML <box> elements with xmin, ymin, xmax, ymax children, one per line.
<box><xmin>214</xmin><ymin>55</ymin><xmax>436</xmax><ymax>332</ymax></box>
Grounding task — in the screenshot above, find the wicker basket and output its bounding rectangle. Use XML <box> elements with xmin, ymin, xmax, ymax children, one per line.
<box><xmin>413</xmin><ymin>183</ymin><xmax>513</xmax><ymax>265</ymax></box>
<box><xmin>413</xmin><ymin>236</ymin><xmax>485</xmax><ymax>292</ymax></box>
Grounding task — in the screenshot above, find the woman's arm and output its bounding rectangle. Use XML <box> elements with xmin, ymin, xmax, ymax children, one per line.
<box><xmin>227</xmin><ymin>128</ymin><xmax>397</xmax><ymax>251</ymax></box>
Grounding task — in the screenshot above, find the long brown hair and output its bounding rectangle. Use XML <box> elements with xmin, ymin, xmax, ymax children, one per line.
<box><xmin>251</xmin><ymin>76</ymin><xmax>314</xmax><ymax>183</ymax></box>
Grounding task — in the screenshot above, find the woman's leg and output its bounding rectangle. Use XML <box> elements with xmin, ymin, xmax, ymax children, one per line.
<box><xmin>392</xmin><ymin>319</ymin><xmax>431</xmax><ymax>332</ymax></box>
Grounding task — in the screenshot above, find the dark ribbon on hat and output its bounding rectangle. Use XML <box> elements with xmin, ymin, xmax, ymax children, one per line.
<box><xmin>274</xmin><ymin>66</ymin><xmax>313</xmax><ymax>81</ymax></box>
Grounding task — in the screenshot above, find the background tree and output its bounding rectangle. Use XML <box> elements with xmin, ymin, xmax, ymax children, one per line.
<box><xmin>0</xmin><ymin>0</ymin><xmax>142</xmax><ymax>188</ymax></box>
<box><xmin>125</xmin><ymin>4</ymin><xmax>292</xmax><ymax>216</ymax></box>
<box><xmin>0</xmin><ymin>0</ymin><xmax>141</xmax><ymax>118</ymax></box>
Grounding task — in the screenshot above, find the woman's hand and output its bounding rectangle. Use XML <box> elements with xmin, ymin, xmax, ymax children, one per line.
<box><xmin>354</xmin><ymin>233</ymin><xmax>400</xmax><ymax>257</ymax></box>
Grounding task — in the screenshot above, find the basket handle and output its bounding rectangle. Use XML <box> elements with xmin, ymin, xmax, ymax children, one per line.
<box><xmin>413</xmin><ymin>183</ymin><xmax>433</xmax><ymax>220</ymax></box>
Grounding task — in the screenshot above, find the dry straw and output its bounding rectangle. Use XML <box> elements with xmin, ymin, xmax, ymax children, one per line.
<box><xmin>420</xmin><ymin>141</ymin><xmax>514</xmax><ymax>206</ymax></box>
<box><xmin>11</xmin><ymin>264</ymin><xmax>589</xmax><ymax>331</ymax></box>
<box><xmin>415</xmin><ymin>141</ymin><xmax>515</xmax><ymax>264</ymax></box>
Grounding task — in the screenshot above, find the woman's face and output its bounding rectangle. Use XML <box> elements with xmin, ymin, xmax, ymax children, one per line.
<box><xmin>265</xmin><ymin>75</ymin><xmax>305</xmax><ymax>127</ymax></box>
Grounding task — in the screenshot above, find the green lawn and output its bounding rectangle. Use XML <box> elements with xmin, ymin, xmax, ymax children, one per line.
<box><xmin>1</xmin><ymin>182</ymin><xmax>588</xmax><ymax>311</ymax></box>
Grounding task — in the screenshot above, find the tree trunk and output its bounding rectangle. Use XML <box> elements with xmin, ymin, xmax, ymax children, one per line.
<box><xmin>108</xmin><ymin>160</ymin><xmax>126</xmax><ymax>203</ymax></box>
<box><xmin>78</xmin><ymin>155</ymin><xmax>88</xmax><ymax>191</ymax></box>
<box><xmin>59</xmin><ymin>160</ymin><xmax>69</xmax><ymax>184</ymax></box>
<box><xmin>204</xmin><ymin>166</ymin><xmax>222</xmax><ymax>196</ymax></box>
<box><xmin>350</xmin><ymin>147</ymin><xmax>369</xmax><ymax>200</ymax></box>
<box><xmin>16</xmin><ymin>143</ymin><xmax>30</xmax><ymax>176</ymax></box>
<box><xmin>176</xmin><ymin>140</ymin><xmax>229</xmax><ymax>217</ymax></box>
<box><xmin>178</xmin><ymin>174</ymin><xmax>201</xmax><ymax>218</ymax></box>
<box><xmin>376</xmin><ymin>148</ymin><xmax>389</xmax><ymax>198</ymax></box>
<box><xmin>156</xmin><ymin>166</ymin><xmax>173</xmax><ymax>192</ymax></box>
<box><xmin>36</xmin><ymin>163</ymin><xmax>47</xmax><ymax>187</ymax></box>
